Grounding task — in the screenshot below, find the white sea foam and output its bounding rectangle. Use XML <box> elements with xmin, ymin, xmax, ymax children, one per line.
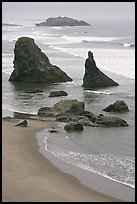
<box><xmin>85</xmin><ymin>90</ymin><xmax>112</xmax><ymax>95</ymax></box>
<box><xmin>41</xmin><ymin>131</ymin><xmax>135</xmax><ymax>189</ymax></box>
<box><xmin>2</xmin><ymin>53</ymin><xmax>14</xmax><ymax>56</ymax></box>
<box><xmin>61</xmin><ymin>35</ymin><xmax>121</xmax><ymax>43</ymax></box>
<box><xmin>122</xmin><ymin>43</ymin><xmax>135</xmax><ymax>47</ymax></box>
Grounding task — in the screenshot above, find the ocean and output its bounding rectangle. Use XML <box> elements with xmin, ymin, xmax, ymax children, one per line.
<box><xmin>2</xmin><ymin>19</ymin><xmax>135</xmax><ymax>191</ymax></box>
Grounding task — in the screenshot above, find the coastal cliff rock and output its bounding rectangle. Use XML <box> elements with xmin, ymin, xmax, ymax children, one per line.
<box><xmin>82</xmin><ymin>51</ymin><xmax>119</xmax><ymax>88</ymax></box>
<box><xmin>36</xmin><ymin>16</ymin><xmax>91</xmax><ymax>27</ymax></box>
<box><xmin>8</xmin><ymin>37</ymin><xmax>72</xmax><ymax>83</ymax></box>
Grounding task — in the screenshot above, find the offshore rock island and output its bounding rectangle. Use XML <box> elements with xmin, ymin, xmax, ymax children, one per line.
<box><xmin>9</xmin><ymin>37</ymin><xmax>72</xmax><ymax>83</ymax></box>
<box><xmin>35</xmin><ymin>16</ymin><xmax>91</xmax><ymax>27</ymax></box>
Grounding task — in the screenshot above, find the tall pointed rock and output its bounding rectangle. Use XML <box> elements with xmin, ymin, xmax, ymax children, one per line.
<box><xmin>82</xmin><ymin>51</ymin><xmax>119</xmax><ymax>88</ymax></box>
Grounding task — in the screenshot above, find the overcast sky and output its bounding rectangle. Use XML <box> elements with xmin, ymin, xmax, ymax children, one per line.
<box><xmin>2</xmin><ymin>2</ymin><xmax>135</xmax><ymax>23</ymax></box>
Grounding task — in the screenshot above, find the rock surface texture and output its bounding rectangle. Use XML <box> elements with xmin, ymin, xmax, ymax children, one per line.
<box><xmin>9</xmin><ymin>37</ymin><xmax>72</xmax><ymax>83</ymax></box>
<box><xmin>103</xmin><ymin>100</ymin><xmax>129</xmax><ymax>113</ymax></box>
<box><xmin>82</xmin><ymin>51</ymin><xmax>119</xmax><ymax>88</ymax></box>
<box><xmin>36</xmin><ymin>16</ymin><xmax>91</xmax><ymax>27</ymax></box>
<box><xmin>49</xmin><ymin>90</ymin><xmax>68</xmax><ymax>97</ymax></box>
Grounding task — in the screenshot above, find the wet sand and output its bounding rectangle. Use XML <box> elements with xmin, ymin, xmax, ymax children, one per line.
<box><xmin>2</xmin><ymin>119</ymin><xmax>133</xmax><ymax>202</ymax></box>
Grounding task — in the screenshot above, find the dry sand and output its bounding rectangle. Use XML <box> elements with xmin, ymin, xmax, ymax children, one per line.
<box><xmin>2</xmin><ymin>119</ymin><xmax>128</xmax><ymax>202</ymax></box>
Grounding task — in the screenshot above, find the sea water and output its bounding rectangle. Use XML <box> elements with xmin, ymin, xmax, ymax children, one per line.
<box><xmin>2</xmin><ymin>19</ymin><xmax>135</xmax><ymax>189</ymax></box>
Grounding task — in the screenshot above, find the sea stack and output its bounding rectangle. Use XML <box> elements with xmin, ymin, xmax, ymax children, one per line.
<box><xmin>9</xmin><ymin>37</ymin><xmax>72</xmax><ymax>83</ymax></box>
<box><xmin>82</xmin><ymin>51</ymin><xmax>119</xmax><ymax>88</ymax></box>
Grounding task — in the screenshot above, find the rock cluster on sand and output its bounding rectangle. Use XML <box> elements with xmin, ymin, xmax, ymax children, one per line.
<box><xmin>82</xmin><ymin>51</ymin><xmax>119</xmax><ymax>88</ymax></box>
<box><xmin>35</xmin><ymin>16</ymin><xmax>91</xmax><ymax>27</ymax></box>
<box><xmin>9</xmin><ymin>37</ymin><xmax>72</xmax><ymax>83</ymax></box>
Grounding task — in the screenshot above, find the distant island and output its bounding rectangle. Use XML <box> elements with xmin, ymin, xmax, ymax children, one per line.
<box><xmin>35</xmin><ymin>16</ymin><xmax>91</xmax><ymax>27</ymax></box>
<box><xmin>2</xmin><ymin>23</ymin><xmax>22</xmax><ymax>27</ymax></box>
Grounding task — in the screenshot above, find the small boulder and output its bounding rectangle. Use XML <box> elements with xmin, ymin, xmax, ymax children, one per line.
<box><xmin>48</xmin><ymin>129</ymin><xmax>59</xmax><ymax>134</ymax></box>
<box><xmin>64</xmin><ymin>122</ymin><xmax>84</xmax><ymax>132</ymax></box>
<box><xmin>49</xmin><ymin>90</ymin><xmax>68</xmax><ymax>97</ymax></box>
<box><xmin>15</xmin><ymin>119</ymin><xmax>28</xmax><ymax>127</ymax></box>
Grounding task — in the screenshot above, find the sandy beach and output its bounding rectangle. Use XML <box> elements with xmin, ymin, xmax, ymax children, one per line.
<box><xmin>2</xmin><ymin>118</ymin><xmax>132</xmax><ymax>202</ymax></box>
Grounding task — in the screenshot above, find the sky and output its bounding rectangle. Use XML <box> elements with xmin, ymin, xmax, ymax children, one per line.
<box><xmin>2</xmin><ymin>2</ymin><xmax>135</xmax><ymax>24</ymax></box>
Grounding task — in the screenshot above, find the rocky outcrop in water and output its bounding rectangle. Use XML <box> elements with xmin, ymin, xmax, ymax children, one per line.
<box><xmin>94</xmin><ymin>114</ymin><xmax>129</xmax><ymax>127</ymax></box>
<box><xmin>49</xmin><ymin>90</ymin><xmax>68</xmax><ymax>97</ymax></box>
<box><xmin>103</xmin><ymin>100</ymin><xmax>129</xmax><ymax>113</ymax></box>
<box><xmin>64</xmin><ymin>122</ymin><xmax>84</xmax><ymax>132</ymax></box>
<box><xmin>37</xmin><ymin>99</ymin><xmax>129</xmax><ymax>127</ymax></box>
<box><xmin>82</xmin><ymin>51</ymin><xmax>119</xmax><ymax>88</ymax></box>
<box><xmin>36</xmin><ymin>16</ymin><xmax>91</xmax><ymax>27</ymax></box>
<box><xmin>8</xmin><ymin>37</ymin><xmax>72</xmax><ymax>83</ymax></box>
<box><xmin>38</xmin><ymin>99</ymin><xmax>85</xmax><ymax>117</ymax></box>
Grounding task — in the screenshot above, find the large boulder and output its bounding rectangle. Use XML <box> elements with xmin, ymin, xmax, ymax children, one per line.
<box><xmin>53</xmin><ymin>99</ymin><xmax>85</xmax><ymax>114</ymax></box>
<box><xmin>94</xmin><ymin>114</ymin><xmax>129</xmax><ymax>127</ymax></box>
<box><xmin>8</xmin><ymin>37</ymin><xmax>72</xmax><ymax>83</ymax></box>
<box><xmin>38</xmin><ymin>99</ymin><xmax>85</xmax><ymax>116</ymax></box>
<box><xmin>103</xmin><ymin>100</ymin><xmax>129</xmax><ymax>113</ymax></box>
<box><xmin>82</xmin><ymin>51</ymin><xmax>119</xmax><ymax>88</ymax></box>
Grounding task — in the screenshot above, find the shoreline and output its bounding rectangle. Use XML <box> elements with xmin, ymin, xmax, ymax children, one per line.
<box><xmin>36</xmin><ymin>127</ymin><xmax>135</xmax><ymax>202</ymax></box>
<box><xmin>2</xmin><ymin>118</ymin><xmax>135</xmax><ymax>202</ymax></box>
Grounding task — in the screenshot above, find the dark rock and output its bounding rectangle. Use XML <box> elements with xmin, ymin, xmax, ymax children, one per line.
<box><xmin>24</xmin><ymin>88</ymin><xmax>43</xmax><ymax>93</ymax></box>
<box><xmin>38</xmin><ymin>99</ymin><xmax>85</xmax><ymax>117</ymax></box>
<box><xmin>103</xmin><ymin>100</ymin><xmax>129</xmax><ymax>113</ymax></box>
<box><xmin>55</xmin><ymin>115</ymin><xmax>69</xmax><ymax>122</ymax></box>
<box><xmin>53</xmin><ymin>99</ymin><xmax>85</xmax><ymax>114</ymax></box>
<box><xmin>8</xmin><ymin>37</ymin><xmax>72</xmax><ymax>83</ymax></box>
<box><xmin>15</xmin><ymin>119</ymin><xmax>28</xmax><ymax>127</ymax></box>
<box><xmin>55</xmin><ymin>114</ymin><xmax>93</xmax><ymax>126</ymax></box>
<box><xmin>82</xmin><ymin>51</ymin><xmax>119</xmax><ymax>88</ymax></box>
<box><xmin>48</xmin><ymin>129</ymin><xmax>59</xmax><ymax>134</ymax></box>
<box><xmin>38</xmin><ymin>107</ymin><xmax>54</xmax><ymax>117</ymax></box>
<box><xmin>94</xmin><ymin>115</ymin><xmax>129</xmax><ymax>127</ymax></box>
<box><xmin>77</xmin><ymin>116</ymin><xmax>93</xmax><ymax>126</ymax></box>
<box><xmin>36</xmin><ymin>16</ymin><xmax>91</xmax><ymax>27</ymax></box>
<box><xmin>64</xmin><ymin>122</ymin><xmax>84</xmax><ymax>132</ymax></box>
<box><xmin>49</xmin><ymin>90</ymin><xmax>68</xmax><ymax>97</ymax></box>
<box><xmin>77</xmin><ymin>111</ymin><xmax>97</xmax><ymax>123</ymax></box>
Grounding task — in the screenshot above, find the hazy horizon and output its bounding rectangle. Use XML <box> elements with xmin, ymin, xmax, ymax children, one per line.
<box><xmin>2</xmin><ymin>2</ymin><xmax>135</xmax><ymax>25</ymax></box>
